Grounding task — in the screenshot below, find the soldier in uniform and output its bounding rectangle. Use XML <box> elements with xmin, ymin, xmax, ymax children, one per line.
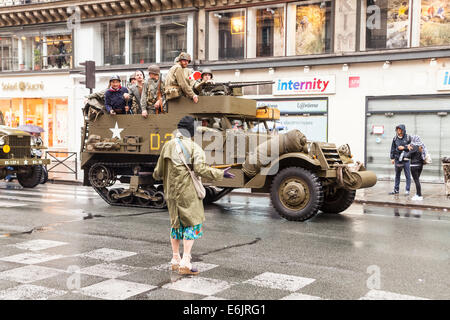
<box><xmin>193</xmin><ymin>68</ymin><xmax>214</xmax><ymax>96</ymax></box>
<box><xmin>128</xmin><ymin>69</ymin><xmax>145</xmax><ymax>114</ymax></box>
<box><xmin>141</xmin><ymin>65</ymin><xmax>165</xmax><ymax>117</ymax></box>
<box><xmin>164</xmin><ymin>52</ymin><xmax>199</xmax><ymax>104</ymax></box>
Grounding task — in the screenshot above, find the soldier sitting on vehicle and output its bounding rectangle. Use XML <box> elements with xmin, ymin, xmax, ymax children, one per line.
<box><xmin>164</xmin><ymin>52</ymin><xmax>198</xmax><ymax>104</ymax></box>
<box><xmin>141</xmin><ymin>64</ymin><xmax>165</xmax><ymax>117</ymax></box>
<box><xmin>193</xmin><ymin>68</ymin><xmax>215</xmax><ymax>96</ymax></box>
<box><xmin>105</xmin><ymin>75</ymin><xmax>132</xmax><ymax>115</ymax></box>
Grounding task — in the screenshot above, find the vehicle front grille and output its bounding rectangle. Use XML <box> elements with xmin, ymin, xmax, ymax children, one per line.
<box><xmin>4</xmin><ymin>136</ymin><xmax>31</xmax><ymax>159</ymax></box>
<box><xmin>321</xmin><ymin>147</ymin><xmax>343</xmax><ymax>167</ymax></box>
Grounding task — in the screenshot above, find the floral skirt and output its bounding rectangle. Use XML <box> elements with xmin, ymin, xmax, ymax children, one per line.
<box><xmin>170</xmin><ymin>223</ymin><xmax>203</xmax><ymax>240</ymax></box>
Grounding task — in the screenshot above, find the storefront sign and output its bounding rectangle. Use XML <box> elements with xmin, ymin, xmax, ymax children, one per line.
<box><xmin>1</xmin><ymin>81</ymin><xmax>44</xmax><ymax>91</ymax></box>
<box><xmin>257</xmin><ymin>99</ymin><xmax>327</xmax><ymax>114</ymax></box>
<box><xmin>437</xmin><ymin>70</ymin><xmax>450</xmax><ymax>91</ymax></box>
<box><xmin>349</xmin><ymin>76</ymin><xmax>360</xmax><ymax>88</ymax></box>
<box><xmin>273</xmin><ymin>76</ymin><xmax>335</xmax><ymax>95</ymax></box>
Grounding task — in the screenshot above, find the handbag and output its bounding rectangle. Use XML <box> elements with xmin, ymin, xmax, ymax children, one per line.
<box><xmin>424</xmin><ymin>153</ymin><xmax>432</xmax><ymax>165</ymax></box>
<box><xmin>175</xmin><ymin>138</ymin><xmax>206</xmax><ymax>200</ymax></box>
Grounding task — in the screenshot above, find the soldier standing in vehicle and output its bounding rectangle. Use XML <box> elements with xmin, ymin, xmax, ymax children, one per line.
<box><xmin>152</xmin><ymin>116</ymin><xmax>234</xmax><ymax>275</ymax></box>
<box><xmin>129</xmin><ymin>69</ymin><xmax>145</xmax><ymax>114</ymax></box>
<box><xmin>164</xmin><ymin>52</ymin><xmax>199</xmax><ymax>103</ymax></box>
<box><xmin>193</xmin><ymin>68</ymin><xmax>215</xmax><ymax>96</ymax></box>
<box><xmin>141</xmin><ymin>65</ymin><xmax>165</xmax><ymax>117</ymax></box>
<box><xmin>105</xmin><ymin>75</ymin><xmax>131</xmax><ymax>115</ymax></box>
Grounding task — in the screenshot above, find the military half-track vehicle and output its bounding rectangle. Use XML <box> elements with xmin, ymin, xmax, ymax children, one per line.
<box><xmin>0</xmin><ymin>111</ymin><xmax>50</xmax><ymax>188</ymax></box>
<box><xmin>81</xmin><ymin>95</ymin><xmax>377</xmax><ymax>221</ymax></box>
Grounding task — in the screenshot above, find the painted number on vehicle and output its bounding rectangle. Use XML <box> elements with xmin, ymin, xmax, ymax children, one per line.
<box><xmin>150</xmin><ymin>133</ymin><xmax>173</xmax><ymax>150</ymax></box>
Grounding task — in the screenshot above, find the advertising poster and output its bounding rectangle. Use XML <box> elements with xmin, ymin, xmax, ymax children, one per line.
<box><xmin>386</xmin><ymin>0</ymin><xmax>410</xmax><ymax>48</ymax></box>
<box><xmin>420</xmin><ymin>0</ymin><xmax>450</xmax><ymax>46</ymax></box>
<box><xmin>295</xmin><ymin>4</ymin><xmax>327</xmax><ymax>55</ymax></box>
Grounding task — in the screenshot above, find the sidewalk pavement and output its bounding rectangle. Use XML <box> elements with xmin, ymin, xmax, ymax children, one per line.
<box><xmin>46</xmin><ymin>171</ymin><xmax>450</xmax><ymax>210</ymax></box>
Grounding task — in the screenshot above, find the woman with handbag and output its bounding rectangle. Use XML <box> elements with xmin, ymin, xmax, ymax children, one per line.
<box><xmin>153</xmin><ymin>116</ymin><xmax>235</xmax><ymax>275</ymax></box>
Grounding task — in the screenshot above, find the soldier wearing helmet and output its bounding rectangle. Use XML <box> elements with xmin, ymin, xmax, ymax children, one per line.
<box><xmin>164</xmin><ymin>52</ymin><xmax>198</xmax><ymax>103</ymax></box>
<box><xmin>104</xmin><ymin>75</ymin><xmax>132</xmax><ymax>115</ymax></box>
<box><xmin>193</xmin><ymin>68</ymin><xmax>215</xmax><ymax>96</ymax></box>
<box><xmin>141</xmin><ymin>64</ymin><xmax>165</xmax><ymax>117</ymax></box>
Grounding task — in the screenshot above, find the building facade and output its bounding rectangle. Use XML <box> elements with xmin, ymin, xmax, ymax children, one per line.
<box><xmin>0</xmin><ymin>0</ymin><xmax>449</xmax><ymax>181</ymax></box>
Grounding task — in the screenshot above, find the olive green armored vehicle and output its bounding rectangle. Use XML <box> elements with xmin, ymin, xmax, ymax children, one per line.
<box><xmin>0</xmin><ymin>111</ymin><xmax>50</xmax><ymax>188</ymax></box>
<box><xmin>81</xmin><ymin>94</ymin><xmax>377</xmax><ymax>221</ymax></box>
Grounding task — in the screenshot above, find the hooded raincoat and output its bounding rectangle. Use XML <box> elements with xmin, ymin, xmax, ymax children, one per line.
<box><xmin>153</xmin><ymin>134</ymin><xmax>224</xmax><ymax>228</ymax></box>
<box><xmin>390</xmin><ymin>124</ymin><xmax>411</xmax><ymax>161</ymax></box>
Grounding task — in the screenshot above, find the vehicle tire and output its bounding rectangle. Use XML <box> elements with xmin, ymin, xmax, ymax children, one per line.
<box><xmin>320</xmin><ymin>188</ymin><xmax>356</xmax><ymax>214</ymax></box>
<box><xmin>40</xmin><ymin>166</ymin><xmax>48</xmax><ymax>184</ymax></box>
<box><xmin>270</xmin><ymin>167</ymin><xmax>323</xmax><ymax>221</ymax></box>
<box><xmin>17</xmin><ymin>165</ymin><xmax>43</xmax><ymax>188</ymax></box>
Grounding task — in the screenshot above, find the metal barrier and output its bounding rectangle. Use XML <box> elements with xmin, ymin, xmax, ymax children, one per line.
<box><xmin>45</xmin><ymin>151</ymin><xmax>78</xmax><ymax>180</ymax></box>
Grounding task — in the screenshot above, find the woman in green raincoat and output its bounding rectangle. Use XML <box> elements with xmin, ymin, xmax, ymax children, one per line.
<box><xmin>153</xmin><ymin>116</ymin><xmax>234</xmax><ymax>275</ymax></box>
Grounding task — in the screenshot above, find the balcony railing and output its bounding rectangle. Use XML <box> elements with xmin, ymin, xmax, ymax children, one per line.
<box><xmin>0</xmin><ymin>0</ymin><xmax>61</xmax><ymax>7</ymax></box>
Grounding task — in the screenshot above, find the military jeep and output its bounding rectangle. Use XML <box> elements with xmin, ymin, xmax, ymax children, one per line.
<box><xmin>0</xmin><ymin>111</ymin><xmax>50</xmax><ymax>188</ymax></box>
<box><xmin>81</xmin><ymin>95</ymin><xmax>377</xmax><ymax>221</ymax></box>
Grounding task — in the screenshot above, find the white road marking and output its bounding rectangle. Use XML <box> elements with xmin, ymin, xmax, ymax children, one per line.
<box><xmin>244</xmin><ymin>272</ymin><xmax>316</xmax><ymax>292</ymax></box>
<box><xmin>162</xmin><ymin>276</ymin><xmax>233</xmax><ymax>296</ymax></box>
<box><xmin>0</xmin><ymin>190</ymin><xmax>95</xmax><ymax>199</ymax></box>
<box><xmin>360</xmin><ymin>289</ymin><xmax>429</xmax><ymax>300</ymax></box>
<box><xmin>79</xmin><ymin>263</ymin><xmax>146</xmax><ymax>279</ymax></box>
<box><xmin>0</xmin><ymin>284</ymin><xmax>66</xmax><ymax>300</ymax></box>
<box><xmin>77</xmin><ymin>248</ymin><xmax>137</xmax><ymax>262</ymax></box>
<box><xmin>0</xmin><ymin>252</ymin><xmax>65</xmax><ymax>264</ymax></box>
<box><xmin>0</xmin><ymin>200</ymin><xmax>27</xmax><ymax>208</ymax></box>
<box><xmin>80</xmin><ymin>279</ymin><xmax>156</xmax><ymax>300</ymax></box>
<box><xmin>280</xmin><ymin>293</ymin><xmax>322</xmax><ymax>300</ymax></box>
<box><xmin>0</xmin><ymin>265</ymin><xmax>64</xmax><ymax>283</ymax></box>
<box><xmin>9</xmin><ymin>239</ymin><xmax>68</xmax><ymax>251</ymax></box>
<box><xmin>0</xmin><ymin>195</ymin><xmax>62</xmax><ymax>203</ymax></box>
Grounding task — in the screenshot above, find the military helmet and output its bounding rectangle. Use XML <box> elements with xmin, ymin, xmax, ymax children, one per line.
<box><xmin>178</xmin><ymin>52</ymin><xmax>191</xmax><ymax>63</ymax></box>
<box><xmin>109</xmin><ymin>75</ymin><xmax>121</xmax><ymax>82</ymax></box>
<box><xmin>201</xmin><ymin>68</ymin><xmax>213</xmax><ymax>79</ymax></box>
<box><xmin>148</xmin><ymin>64</ymin><xmax>160</xmax><ymax>75</ymax></box>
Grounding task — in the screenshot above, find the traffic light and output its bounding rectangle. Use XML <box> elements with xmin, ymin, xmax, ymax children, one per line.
<box><xmin>80</xmin><ymin>60</ymin><xmax>96</xmax><ymax>90</ymax></box>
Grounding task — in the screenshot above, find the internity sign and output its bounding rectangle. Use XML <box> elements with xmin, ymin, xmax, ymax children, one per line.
<box><xmin>273</xmin><ymin>76</ymin><xmax>336</xmax><ymax>95</ymax></box>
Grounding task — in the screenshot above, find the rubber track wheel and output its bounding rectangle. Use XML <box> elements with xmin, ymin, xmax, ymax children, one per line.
<box><xmin>321</xmin><ymin>188</ymin><xmax>356</xmax><ymax>214</ymax></box>
<box><xmin>270</xmin><ymin>166</ymin><xmax>323</xmax><ymax>222</ymax></box>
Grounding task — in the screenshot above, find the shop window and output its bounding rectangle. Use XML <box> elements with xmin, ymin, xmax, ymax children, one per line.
<box><xmin>102</xmin><ymin>21</ymin><xmax>126</xmax><ymax>65</ymax></box>
<box><xmin>420</xmin><ymin>0</ymin><xmax>450</xmax><ymax>47</ymax></box>
<box><xmin>255</xmin><ymin>6</ymin><xmax>285</xmax><ymax>57</ymax></box>
<box><xmin>364</xmin><ymin>0</ymin><xmax>411</xmax><ymax>50</ymax></box>
<box><xmin>131</xmin><ymin>18</ymin><xmax>156</xmax><ymax>64</ymax></box>
<box><xmin>160</xmin><ymin>15</ymin><xmax>188</xmax><ymax>63</ymax></box>
<box><xmin>209</xmin><ymin>9</ymin><xmax>246</xmax><ymax>61</ymax></box>
<box><xmin>41</xmin><ymin>35</ymin><xmax>72</xmax><ymax>70</ymax></box>
<box><xmin>0</xmin><ymin>99</ymin><xmax>21</xmax><ymax>127</ymax></box>
<box><xmin>294</xmin><ymin>0</ymin><xmax>332</xmax><ymax>55</ymax></box>
<box><xmin>47</xmin><ymin>98</ymin><xmax>68</xmax><ymax>150</ymax></box>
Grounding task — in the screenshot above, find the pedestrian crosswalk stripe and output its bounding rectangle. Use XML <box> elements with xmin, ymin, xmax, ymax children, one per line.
<box><xmin>0</xmin><ymin>200</ymin><xmax>27</xmax><ymax>208</ymax></box>
<box><xmin>359</xmin><ymin>289</ymin><xmax>429</xmax><ymax>300</ymax></box>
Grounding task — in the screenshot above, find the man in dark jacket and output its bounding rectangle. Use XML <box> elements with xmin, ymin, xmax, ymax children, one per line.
<box><xmin>389</xmin><ymin>124</ymin><xmax>411</xmax><ymax>195</ymax></box>
<box><xmin>104</xmin><ymin>75</ymin><xmax>131</xmax><ymax>115</ymax></box>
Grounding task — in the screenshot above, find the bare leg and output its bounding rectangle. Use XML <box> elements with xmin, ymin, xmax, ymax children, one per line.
<box><xmin>170</xmin><ymin>238</ymin><xmax>181</xmax><ymax>270</ymax></box>
<box><xmin>179</xmin><ymin>239</ymin><xmax>198</xmax><ymax>274</ymax></box>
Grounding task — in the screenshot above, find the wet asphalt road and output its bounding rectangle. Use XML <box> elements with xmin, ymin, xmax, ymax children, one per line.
<box><xmin>0</xmin><ymin>182</ymin><xmax>448</xmax><ymax>300</ymax></box>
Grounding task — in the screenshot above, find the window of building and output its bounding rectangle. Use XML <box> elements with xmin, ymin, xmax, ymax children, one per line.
<box><xmin>131</xmin><ymin>18</ymin><xmax>156</xmax><ymax>64</ymax></box>
<box><xmin>420</xmin><ymin>0</ymin><xmax>449</xmax><ymax>47</ymax></box>
<box><xmin>249</xmin><ymin>5</ymin><xmax>285</xmax><ymax>58</ymax></box>
<box><xmin>0</xmin><ymin>98</ymin><xmax>21</xmax><ymax>127</ymax></box>
<box><xmin>209</xmin><ymin>9</ymin><xmax>246</xmax><ymax>61</ymax></box>
<box><xmin>160</xmin><ymin>15</ymin><xmax>188</xmax><ymax>63</ymax></box>
<box><xmin>0</xmin><ymin>29</ymin><xmax>72</xmax><ymax>72</ymax></box>
<box><xmin>363</xmin><ymin>0</ymin><xmax>411</xmax><ymax>50</ymax></box>
<box><xmin>102</xmin><ymin>21</ymin><xmax>126</xmax><ymax>65</ymax></box>
<box><xmin>294</xmin><ymin>0</ymin><xmax>332</xmax><ymax>55</ymax></box>
<box><xmin>0</xmin><ymin>37</ymin><xmax>18</xmax><ymax>71</ymax></box>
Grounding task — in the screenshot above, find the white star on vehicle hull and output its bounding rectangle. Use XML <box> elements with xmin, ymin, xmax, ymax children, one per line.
<box><xmin>110</xmin><ymin>122</ymin><xmax>124</xmax><ymax>139</ymax></box>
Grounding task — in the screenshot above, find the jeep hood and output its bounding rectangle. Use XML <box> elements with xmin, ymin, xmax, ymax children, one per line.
<box><xmin>0</xmin><ymin>125</ymin><xmax>32</xmax><ymax>136</ymax></box>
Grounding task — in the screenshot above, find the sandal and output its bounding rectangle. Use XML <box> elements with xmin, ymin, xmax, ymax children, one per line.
<box><xmin>178</xmin><ymin>254</ymin><xmax>199</xmax><ymax>275</ymax></box>
<box><xmin>170</xmin><ymin>254</ymin><xmax>181</xmax><ymax>271</ymax></box>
